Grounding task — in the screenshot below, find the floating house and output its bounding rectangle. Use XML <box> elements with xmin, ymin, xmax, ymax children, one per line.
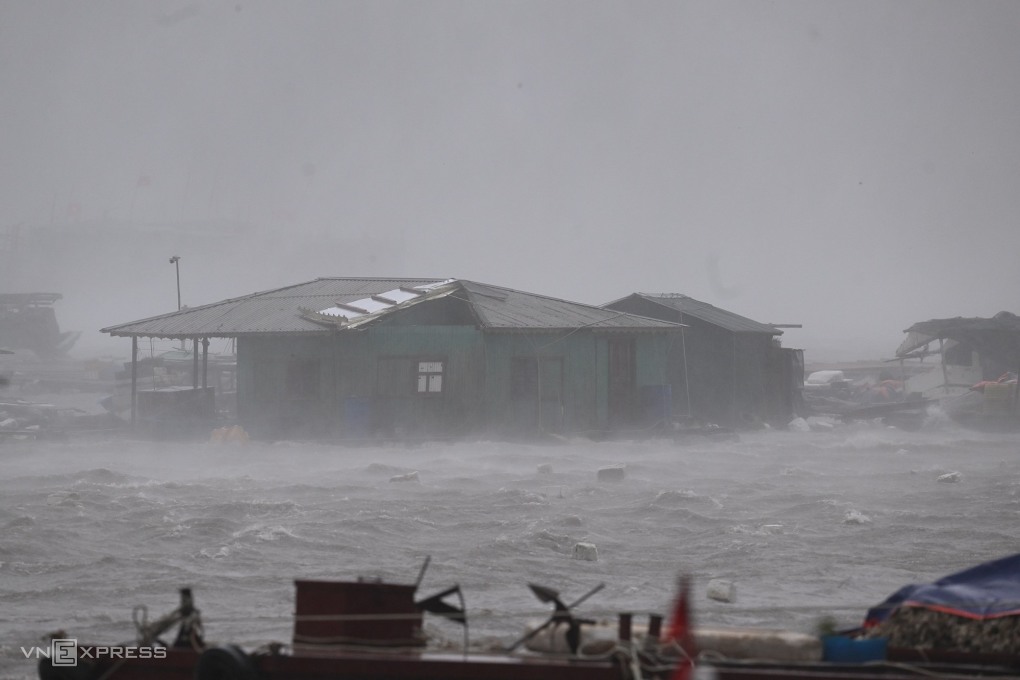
<box><xmin>894</xmin><ymin>312</ymin><xmax>1020</xmax><ymax>429</ymax></box>
<box><xmin>102</xmin><ymin>278</ymin><xmax>680</xmax><ymax>440</ymax></box>
<box><xmin>602</xmin><ymin>293</ymin><xmax>802</xmax><ymax>426</ymax></box>
<box><xmin>896</xmin><ymin>312</ymin><xmax>1020</xmax><ymax>398</ymax></box>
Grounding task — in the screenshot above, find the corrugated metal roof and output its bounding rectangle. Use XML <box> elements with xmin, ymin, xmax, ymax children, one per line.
<box><xmin>896</xmin><ymin>311</ymin><xmax>1020</xmax><ymax>362</ymax></box>
<box><xmin>460</xmin><ymin>281</ymin><xmax>674</xmax><ymax>330</ymax></box>
<box><xmin>607</xmin><ymin>293</ymin><xmax>781</xmax><ymax>335</ymax></box>
<box><xmin>102</xmin><ymin>278</ymin><xmax>676</xmax><ymax>339</ymax></box>
<box><xmin>101</xmin><ymin>278</ymin><xmax>447</xmax><ymax>338</ymax></box>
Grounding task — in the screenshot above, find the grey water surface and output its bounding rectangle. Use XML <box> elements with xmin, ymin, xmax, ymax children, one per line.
<box><xmin>2</xmin><ymin>417</ymin><xmax>1018</xmax><ymax>678</ymax></box>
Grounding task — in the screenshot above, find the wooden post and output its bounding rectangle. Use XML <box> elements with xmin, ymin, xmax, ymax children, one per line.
<box><xmin>1014</xmin><ymin>361</ymin><xmax>1020</xmax><ymax>419</ymax></box>
<box><xmin>939</xmin><ymin>338</ymin><xmax>949</xmax><ymax>394</ymax></box>
<box><xmin>202</xmin><ymin>338</ymin><xmax>209</xmax><ymax>389</ymax></box>
<box><xmin>192</xmin><ymin>338</ymin><xmax>199</xmax><ymax>388</ymax></box>
<box><xmin>130</xmin><ymin>337</ymin><xmax>138</xmax><ymax>428</ymax></box>
<box><xmin>732</xmin><ymin>332</ymin><xmax>738</xmax><ymax>424</ymax></box>
<box><xmin>618</xmin><ymin>612</ymin><xmax>632</xmax><ymax>643</ymax></box>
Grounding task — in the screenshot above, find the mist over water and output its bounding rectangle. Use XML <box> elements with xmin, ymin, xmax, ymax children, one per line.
<box><xmin>3</xmin><ymin>419</ymin><xmax>1019</xmax><ymax>678</ymax></box>
<box><xmin>5</xmin><ymin>2</ymin><xmax>1020</xmax><ymax>362</ymax></box>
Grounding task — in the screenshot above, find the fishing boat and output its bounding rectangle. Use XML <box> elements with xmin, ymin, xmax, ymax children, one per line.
<box><xmin>36</xmin><ymin>555</ymin><xmax>1020</xmax><ymax>680</ymax></box>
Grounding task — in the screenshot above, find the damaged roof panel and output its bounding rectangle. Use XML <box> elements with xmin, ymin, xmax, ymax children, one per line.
<box><xmin>102</xmin><ymin>278</ymin><xmax>677</xmax><ymax>339</ymax></box>
<box><xmin>896</xmin><ymin>311</ymin><xmax>1020</xmax><ymax>365</ymax></box>
<box><xmin>317</xmin><ymin>279</ymin><xmax>458</xmax><ymax>320</ymax></box>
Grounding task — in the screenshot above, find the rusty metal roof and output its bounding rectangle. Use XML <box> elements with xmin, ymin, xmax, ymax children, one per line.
<box><xmin>605</xmin><ymin>293</ymin><xmax>781</xmax><ymax>335</ymax></box>
<box><xmin>102</xmin><ymin>278</ymin><xmax>676</xmax><ymax>339</ymax></box>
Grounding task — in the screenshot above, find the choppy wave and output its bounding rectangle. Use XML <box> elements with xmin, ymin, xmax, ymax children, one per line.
<box><xmin>3</xmin><ymin>420</ymin><xmax>1020</xmax><ymax>678</ymax></box>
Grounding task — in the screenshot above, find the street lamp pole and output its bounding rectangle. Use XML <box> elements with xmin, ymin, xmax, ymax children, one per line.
<box><xmin>169</xmin><ymin>255</ymin><xmax>184</xmax><ymax>351</ymax></box>
<box><xmin>169</xmin><ymin>256</ymin><xmax>181</xmax><ymax>310</ymax></box>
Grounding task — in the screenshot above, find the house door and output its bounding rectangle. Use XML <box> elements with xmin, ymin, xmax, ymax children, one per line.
<box><xmin>608</xmin><ymin>338</ymin><xmax>636</xmax><ymax>429</ymax></box>
<box><xmin>511</xmin><ymin>357</ymin><xmax>563</xmax><ymax>435</ymax></box>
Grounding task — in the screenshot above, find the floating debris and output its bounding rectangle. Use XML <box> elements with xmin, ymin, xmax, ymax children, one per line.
<box><xmin>788</xmin><ymin>417</ymin><xmax>811</xmax><ymax>432</ymax></box>
<box><xmin>843</xmin><ymin>509</ymin><xmax>872</xmax><ymax>525</ymax></box>
<box><xmin>0</xmin><ymin>398</ymin><xmax>121</xmax><ymax>439</ymax></box>
<box><xmin>596</xmin><ymin>466</ymin><xmax>625</xmax><ymax>482</ymax></box>
<box><xmin>707</xmin><ymin>579</ymin><xmax>736</xmax><ymax>603</ymax></box>
<box><xmin>571</xmin><ymin>542</ymin><xmax>599</xmax><ymax>561</ymax></box>
<box><xmin>210</xmin><ymin>425</ymin><xmax>249</xmax><ymax>444</ymax></box>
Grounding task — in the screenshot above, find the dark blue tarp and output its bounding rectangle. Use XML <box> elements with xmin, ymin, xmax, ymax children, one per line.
<box><xmin>865</xmin><ymin>553</ymin><xmax>1020</xmax><ymax>625</ymax></box>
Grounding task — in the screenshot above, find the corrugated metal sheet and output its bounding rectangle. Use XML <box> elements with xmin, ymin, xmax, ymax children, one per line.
<box><xmin>316</xmin><ymin>279</ymin><xmax>456</xmax><ymax>322</ymax></box>
<box><xmin>102</xmin><ymin>278</ymin><xmax>678</xmax><ymax>339</ymax></box>
<box><xmin>460</xmin><ymin>281</ymin><xmax>674</xmax><ymax>330</ymax></box>
<box><xmin>609</xmin><ymin>293</ymin><xmax>781</xmax><ymax>335</ymax></box>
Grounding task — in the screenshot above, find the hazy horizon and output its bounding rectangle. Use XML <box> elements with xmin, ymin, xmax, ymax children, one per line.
<box><xmin>3</xmin><ymin>1</ymin><xmax>1019</xmax><ymax>363</ymax></box>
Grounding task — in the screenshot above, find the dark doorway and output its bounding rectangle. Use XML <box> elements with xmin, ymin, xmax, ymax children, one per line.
<box><xmin>608</xmin><ymin>338</ymin><xmax>636</xmax><ymax>428</ymax></box>
<box><xmin>511</xmin><ymin>356</ymin><xmax>564</xmax><ymax>435</ymax></box>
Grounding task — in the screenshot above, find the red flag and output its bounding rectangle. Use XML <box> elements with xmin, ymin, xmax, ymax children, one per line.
<box><xmin>662</xmin><ymin>575</ymin><xmax>697</xmax><ymax>680</ymax></box>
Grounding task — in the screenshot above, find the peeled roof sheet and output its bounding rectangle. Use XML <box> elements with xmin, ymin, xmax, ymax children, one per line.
<box><xmin>317</xmin><ymin>279</ymin><xmax>456</xmax><ymax>321</ymax></box>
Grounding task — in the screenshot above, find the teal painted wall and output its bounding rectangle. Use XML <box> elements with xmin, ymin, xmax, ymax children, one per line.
<box><xmin>605</xmin><ymin>296</ymin><xmax>782</xmax><ymax>426</ymax></box>
<box><xmin>482</xmin><ymin>332</ymin><xmax>601</xmax><ymax>435</ymax></box>
<box><xmin>237</xmin><ymin>326</ymin><xmax>673</xmax><ymax>440</ymax></box>
<box><xmin>337</xmin><ymin>325</ymin><xmax>485</xmax><ymax>438</ymax></box>
<box><xmin>238</xmin><ymin>327</ymin><xmax>484</xmax><ymax>439</ymax></box>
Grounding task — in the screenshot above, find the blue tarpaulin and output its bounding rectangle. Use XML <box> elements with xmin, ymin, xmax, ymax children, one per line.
<box><xmin>866</xmin><ymin>553</ymin><xmax>1020</xmax><ymax>625</ymax></box>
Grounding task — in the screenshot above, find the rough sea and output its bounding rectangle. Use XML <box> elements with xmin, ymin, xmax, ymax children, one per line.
<box><xmin>2</xmin><ymin>410</ymin><xmax>1019</xmax><ymax>679</ymax></box>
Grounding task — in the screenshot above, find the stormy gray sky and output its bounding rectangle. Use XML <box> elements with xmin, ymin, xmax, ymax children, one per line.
<box><xmin>2</xmin><ymin>1</ymin><xmax>1019</xmax><ymax>361</ymax></box>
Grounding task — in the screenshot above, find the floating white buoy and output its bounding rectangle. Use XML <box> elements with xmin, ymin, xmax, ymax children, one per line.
<box><xmin>937</xmin><ymin>471</ymin><xmax>961</xmax><ymax>483</ymax></box>
<box><xmin>707</xmin><ymin>579</ymin><xmax>736</xmax><ymax>603</ymax></box>
<box><xmin>572</xmin><ymin>542</ymin><xmax>599</xmax><ymax>561</ymax></box>
<box><xmin>843</xmin><ymin>509</ymin><xmax>871</xmax><ymax>525</ymax></box>
<box><xmin>597</xmin><ymin>466</ymin><xmax>625</xmax><ymax>482</ymax></box>
<box><xmin>389</xmin><ymin>471</ymin><xmax>419</xmax><ymax>483</ymax></box>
